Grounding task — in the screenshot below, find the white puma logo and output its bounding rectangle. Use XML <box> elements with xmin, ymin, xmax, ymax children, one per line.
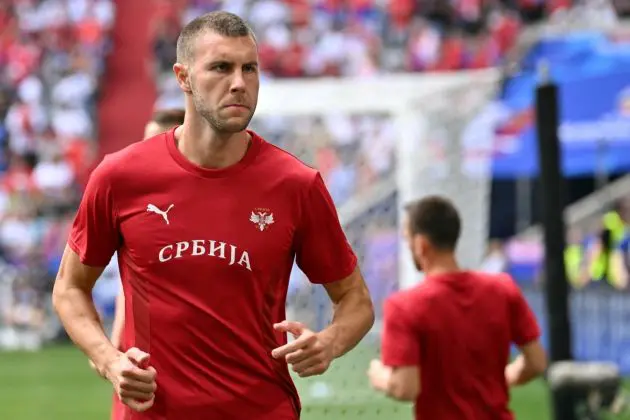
<box><xmin>147</xmin><ymin>204</ymin><xmax>174</xmax><ymax>225</ymax></box>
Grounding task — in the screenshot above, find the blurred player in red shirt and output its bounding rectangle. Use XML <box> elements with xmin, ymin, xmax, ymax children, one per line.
<box><xmin>368</xmin><ymin>195</ymin><xmax>546</xmax><ymax>419</ymax></box>
<box><xmin>53</xmin><ymin>11</ymin><xmax>374</xmax><ymax>420</ymax></box>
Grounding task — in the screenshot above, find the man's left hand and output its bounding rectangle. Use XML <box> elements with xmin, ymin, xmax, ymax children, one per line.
<box><xmin>271</xmin><ymin>320</ymin><xmax>334</xmax><ymax>377</ymax></box>
<box><xmin>368</xmin><ymin>359</ymin><xmax>392</xmax><ymax>392</ymax></box>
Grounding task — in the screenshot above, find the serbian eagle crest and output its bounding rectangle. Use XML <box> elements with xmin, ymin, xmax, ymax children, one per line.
<box><xmin>249</xmin><ymin>211</ymin><xmax>275</xmax><ymax>231</ymax></box>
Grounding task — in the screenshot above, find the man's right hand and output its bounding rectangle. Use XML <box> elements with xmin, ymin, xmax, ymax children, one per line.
<box><xmin>104</xmin><ymin>347</ymin><xmax>158</xmax><ymax>412</ymax></box>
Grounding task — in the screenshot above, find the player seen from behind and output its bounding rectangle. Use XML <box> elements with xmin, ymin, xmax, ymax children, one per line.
<box><xmin>53</xmin><ymin>11</ymin><xmax>374</xmax><ymax>420</ymax></box>
<box><xmin>368</xmin><ymin>195</ymin><xmax>547</xmax><ymax>419</ymax></box>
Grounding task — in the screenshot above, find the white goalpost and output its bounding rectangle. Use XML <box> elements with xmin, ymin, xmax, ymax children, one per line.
<box><xmin>250</xmin><ymin>70</ymin><xmax>501</xmax><ymax>412</ymax></box>
<box><xmin>257</xmin><ymin>69</ymin><xmax>500</xmax><ymax>292</ymax></box>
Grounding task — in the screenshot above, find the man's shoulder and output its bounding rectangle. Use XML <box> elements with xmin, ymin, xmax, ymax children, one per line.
<box><xmin>255</xmin><ymin>132</ymin><xmax>319</xmax><ymax>186</ymax></box>
<box><xmin>93</xmin><ymin>134</ymin><xmax>167</xmax><ymax>180</ymax></box>
<box><xmin>384</xmin><ymin>286</ymin><xmax>440</xmax><ymax>327</ymax></box>
<box><xmin>393</xmin><ymin>271</ymin><xmax>515</xmax><ymax>298</ymax></box>
<box><xmin>385</xmin><ymin>286</ymin><xmax>429</xmax><ymax>313</ymax></box>
<box><xmin>105</xmin><ymin>133</ymin><xmax>165</xmax><ymax>165</ymax></box>
<box><xmin>463</xmin><ymin>271</ymin><xmax>521</xmax><ymax>303</ymax></box>
<box><xmin>476</xmin><ymin>270</ymin><xmax>518</xmax><ymax>288</ymax></box>
<box><xmin>463</xmin><ymin>270</ymin><xmax>513</xmax><ymax>283</ymax></box>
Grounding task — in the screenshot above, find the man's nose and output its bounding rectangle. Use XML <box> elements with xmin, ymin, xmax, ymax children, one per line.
<box><xmin>230</xmin><ymin>70</ymin><xmax>246</xmax><ymax>93</ymax></box>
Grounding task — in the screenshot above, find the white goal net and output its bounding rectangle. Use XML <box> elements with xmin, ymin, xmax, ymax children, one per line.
<box><xmin>250</xmin><ymin>69</ymin><xmax>500</xmax><ymax>418</ymax></box>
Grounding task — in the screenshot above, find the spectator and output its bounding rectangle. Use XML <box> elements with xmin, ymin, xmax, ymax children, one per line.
<box><xmin>0</xmin><ymin>0</ymin><xmax>115</xmax><ymax>348</ymax></box>
<box><xmin>5</xmin><ymin>0</ymin><xmax>629</xmax><ymax>351</ymax></box>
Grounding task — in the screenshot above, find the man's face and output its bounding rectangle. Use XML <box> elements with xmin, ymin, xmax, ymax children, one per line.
<box><xmin>183</xmin><ymin>31</ymin><xmax>259</xmax><ymax>134</ymax></box>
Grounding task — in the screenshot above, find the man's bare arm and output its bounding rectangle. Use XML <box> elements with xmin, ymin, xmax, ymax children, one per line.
<box><xmin>52</xmin><ymin>245</ymin><xmax>120</xmax><ymax>377</ymax></box>
<box><xmin>387</xmin><ymin>366</ymin><xmax>420</xmax><ymax>401</ymax></box>
<box><xmin>505</xmin><ymin>339</ymin><xmax>547</xmax><ymax>387</ymax></box>
<box><xmin>319</xmin><ymin>267</ymin><xmax>375</xmax><ymax>359</ymax></box>
<box><xmin>368</xmin><ymin>361</ymin><xmax>420</xmax><ymax>402</ymax></box>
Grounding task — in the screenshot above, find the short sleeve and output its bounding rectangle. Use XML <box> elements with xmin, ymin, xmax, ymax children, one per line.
<box><xmin>294</xmin><ymin>173</ymin><xmax>357</xmax><ymax>284</ymax></box>
<box><xmin>67</xmin><ymin>157</ymin><xmax>121</xmax><ymax>267</ymax></box>
<box><xmin>506</xmin><ymin>277</ymin><xmax>541</xmax><ymax>347</ymax></box>
<box><xmin>381</xmin><ymin>297</ymin><xmax>421</xmax><ymax>367</ymax></box>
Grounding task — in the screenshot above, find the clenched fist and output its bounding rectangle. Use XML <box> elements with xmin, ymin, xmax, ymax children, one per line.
<box><xmin>271</xmin><ymin>321</ymin><xmax>334</xmax><ymax>378</ymax></box>
<box><xmin>104</xmin><ymin>347</ymin><xmax>158</xmax><ymax>412</ymax></box>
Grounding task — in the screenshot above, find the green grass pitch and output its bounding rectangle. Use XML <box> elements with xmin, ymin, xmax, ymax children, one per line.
<box><xmin>0</xmin><ymin>344</ymin><xmax>557</xmax><ymax>420</ymax></box>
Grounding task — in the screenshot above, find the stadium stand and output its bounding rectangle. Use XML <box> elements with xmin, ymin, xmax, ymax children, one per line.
<box><xmin>2</xmin><ymin>1</ymin><xmax>630</xmax><ymax>419</ymax></box>
<box><xmin>0</xmin><ymin>0</ymin><xmax>115</xmax><ymax>349</ymax></box>
<box><xmin>153</xmin><ymin>0</ymin><xmax>573</xmax><ymax>234</ymax></box>
<box><xmin>154</xmin><ymin>0</ymin><xmax>569</xmax><ymax>109</ymax></box>
<box><xmin>1</xmin><ymin>0</ymin><xmax>629</xmax><ymax>362</ymax></box>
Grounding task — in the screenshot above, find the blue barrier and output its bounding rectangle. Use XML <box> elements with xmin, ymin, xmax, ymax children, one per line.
<box><xmin>487</xmin><ymin>32</ymin><xmax>630</xmax><ymax>178</ymax></box>
<box><xmin>521</xmin><ymin>286</ymin><xmax>630</xmax><ymax>373</ymax></box>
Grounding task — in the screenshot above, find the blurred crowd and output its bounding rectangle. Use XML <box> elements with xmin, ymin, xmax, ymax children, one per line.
<box><xmin>481</xmin><ymin>197</ymin><xmax>630</xmax><ymax>292</ymax></box>
<box><xmin>153</xmin><ymin>0</ymin><xmax>627</xmax><ymax>215</ymax></box>
<box><xmin>251</xmin><ymin>114</ymin><xmax>396</xmax><ymax>205</ymax></box>
<box><xmin>1</xmin><ymin>0</ymin><xmax>629</xmax><ymax>349</ymax></box>
<box><xmin>154</xmin><ymin>0</ymin><xmax>595</xmax><ymax>84</ymax></box>
<box><xmin>0</xmin><ymin>0</ymin><xmax>115</xmax><ymax>349</ymax></box>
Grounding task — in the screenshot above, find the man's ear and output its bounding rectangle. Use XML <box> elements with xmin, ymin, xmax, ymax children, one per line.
<box><xmin>415</xmin><ymin>234</ymin><xmax>430</xmax><ymax>258</ymax></box>
<box><xmin>173</xmin><ymin>63</ymin><xmax>192</xmax><ymax>94</ymax></box>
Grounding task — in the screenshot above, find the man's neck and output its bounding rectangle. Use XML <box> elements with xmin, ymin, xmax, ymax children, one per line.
<box><xmin>423</xmin><ymin>254</ymin><xmax>460</xmax><ymax>277</ymax></box>
<box><xmin>175</xmin><ymin>120</ymin><xmax>250</xmax><ymax>170</ymax></box>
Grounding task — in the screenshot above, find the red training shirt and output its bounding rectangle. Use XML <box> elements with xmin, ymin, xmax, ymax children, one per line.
<box><xmin>381</xmin><ymin>271</ymin><xmax>540</xmax><ymax>420</ymax></box>
<box><xmin>68</xmin><ymin>128</ymin><xmax>357</xmax><ymax>420</ymax></box>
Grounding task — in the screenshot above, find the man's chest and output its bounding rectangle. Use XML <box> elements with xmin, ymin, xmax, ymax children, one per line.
<box><xmin>116</xmin><ymin>181</ymin><xmax>299</xmax><ymax>276</ymax></box>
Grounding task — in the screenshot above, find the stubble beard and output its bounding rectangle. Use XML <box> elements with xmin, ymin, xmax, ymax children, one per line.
<box><xmin>191</xmin><ymin>87</ymin><xmax>254</xmax><ymax>134</ymax></box>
